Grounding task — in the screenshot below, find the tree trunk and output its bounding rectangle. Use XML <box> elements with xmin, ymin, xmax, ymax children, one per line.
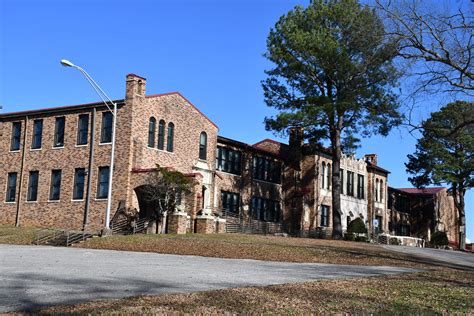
<box><xmin>331</xmin><ymin>128</ymin><xmax>343</xmax><ymax>239</ymax></box>
<box><xmin>452</xmin><ymin>186</ymin><xmax>466</xmax><ymax>250</ymax></box>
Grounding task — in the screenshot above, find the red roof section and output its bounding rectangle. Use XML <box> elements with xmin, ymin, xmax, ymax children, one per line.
<box><xmin>397</xmin><ymin>187</ymin><xmax>445</xmax><ymax>195</ymax></box>
<box><xmin>146</xmin><ymin>92</ymin><xmax>218</xmax><ymax>129</ymax></box>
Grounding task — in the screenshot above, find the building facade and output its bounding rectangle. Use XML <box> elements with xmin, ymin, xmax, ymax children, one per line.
<box><xmin>0</xmin><ymin>73</ymin><xmax>454</xmax><ymax>242</ymax></box>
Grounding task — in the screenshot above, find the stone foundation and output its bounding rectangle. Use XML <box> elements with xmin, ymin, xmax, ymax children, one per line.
<box><xmin>216</xmin><ymin>218</ymin><xmax>226</xmax><ymax>233</ymax></box>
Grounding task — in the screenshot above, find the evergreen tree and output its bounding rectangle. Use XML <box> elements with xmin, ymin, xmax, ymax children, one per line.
<box><xmin>262</xmin><ymin>0</ymin><xmax>401</xmax><ymax>238</ymax></box>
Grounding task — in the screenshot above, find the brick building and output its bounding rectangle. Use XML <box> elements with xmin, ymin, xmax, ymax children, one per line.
<box><xmin>388</xmin><ymin>187</ymin><xmax>459</xmax><ymax>247</ymax></box>
<box><xmin>0</xmin><ymin>73</ymin><xmax>451</xmax><ymax>240</ymax></box>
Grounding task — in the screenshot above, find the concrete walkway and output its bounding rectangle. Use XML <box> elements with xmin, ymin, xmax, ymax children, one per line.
<box><xmin>0</xmin><ymin>244</ymin><xmax>420</xmax><ymax>312</ymax></box>
<box><xmin>383</xmin><ymin>245</ymin><xmax>474</xmax><ymax>270</ymax></box>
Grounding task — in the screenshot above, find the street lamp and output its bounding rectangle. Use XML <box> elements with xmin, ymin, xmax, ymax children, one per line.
<box><xmin>60</xmin><ymin>59</ymin><xmax>116</xmax><ymax>232</ymax></box>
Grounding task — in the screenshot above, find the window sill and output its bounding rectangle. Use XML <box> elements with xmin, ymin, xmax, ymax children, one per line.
<box><xmin>75</xmin><ymin>144</ymin><xmax>88</xmax><ymax>148</ymax></box>
<box><xmin>47</xmin><ymin>200</ymin><xmax>61</xmax><ymax>203</ymax></box>
<box><xmin>99</xmin><ymin>142</ymin><xmax>112</xmax><ymax>146</ymax></box>
<box><xmin>253</xmin><ymin>178</ymin><xmax>281</xmax><ymax>186</ymax></box>
<box><xmin>25</xmin><ymin>200</ymin><xmax>38</xmax><ymax>203</ymax></box>
<box><xmin>94</xmin><ymin>198</ymin><xmax>108</xmax><ymax>201</ymax></box>
<box><xmin>30</xmin><ymin>148</ymin><xmax>42</xmax><ymax>151</ymax></box>
<box><xmin>216</xmin><ymin>170</ymin><xmax>241</xmax><ymax>177</ymax></box>
<box><xmin>9</xmin><ymin>150</ymin><xmax>20</xmax><ymax>153</ymax></box>
<box><xmin>4</xmin><ymin>201</ymin><xmax>16</xmax><ymax>204</ymax></box>
<box><xmin>52</xmin><ymin>145</ymin><xmax>64</xmax><ymax>149</ymax></box>
<box><xmin>72</xmin><ymin>199</ymin><xmax>85</xmax><ymax>202</ymax></box>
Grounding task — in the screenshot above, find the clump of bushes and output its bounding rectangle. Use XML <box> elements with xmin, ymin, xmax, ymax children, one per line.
<box><xmin>431</xmin><ymin>231</ymin><xmax>448</xmax><ymax>247</ymax></box>
<box><xmin>345</xmin><ymin>218</ymin><xmax>368</xmax><ymax>242</ymax></box>
<box><xmin>389</xmin><ymin>237</ymin><xmax>400</xmax><ymax>245</ymax></box>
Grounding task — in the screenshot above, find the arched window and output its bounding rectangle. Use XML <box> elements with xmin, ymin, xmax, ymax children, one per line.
<box><xmin>199</xmin><ymin>132</ymin><xmax>207</xmax><ymax>160</ymax></box>
<box><xmin>380</xmin><ymin>180</ymin><xmax>384</xmax><ymax>202</ymax></box>
<box><xmin>157</xmin><ymin>120</ymin><xmax>165</xmax><ymax>150</ymax></box>
<box><xmin>148</xmin><ymin>117</ymin><xmax>156</xmax><ymax>147</ymax></box>
<box><xmin>326</xmin><ymin>163</ymin><xmax>331</xmax><ymax>189</ymax></box>
<box><xmin>321</xmin><ymin>162</ymin><xmax>326</xmax><ymax>189</ymax></box>
<box><xmin>375</xmin><ymin>179</ymin><xmax>380</xmax><ymax>202</ymax></box>
<box><xmin>167</xmin><ymin>122</ymin><xmax>174</xmax><ymax>152</ymax></box>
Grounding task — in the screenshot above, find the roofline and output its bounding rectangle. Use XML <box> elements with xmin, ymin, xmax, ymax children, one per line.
<box><xmin>253</xmin><ymin>138</ymin><xmax>286</xmax><ymax>147</ymax></box>
<box><xmin>127</xmin><ymin>73</ymin><xmax>147</xmax><ymax>80</ymax></box>
<box><xmin>217</xmin><ymin>135</ymin><xmax>284</xmax><ymax>160</ymax></box>
<box><xmin>367</xmin><ymin>162</ymin><xmax>391</xmax><ymax>174</ymax></box>
<box><xmin>146</xmin><ymin>92</ymin><xmax>218</xmax><ymax>129</ymax></box>
<box><xmin>0</xmin><ymin>99</ymin><xmax>125</xmax><ymax>120</ymax></box>
<box><xmin>388</xmin><ymin>186</ymin><xmax>446</xmax><ymax>196</ymax></box>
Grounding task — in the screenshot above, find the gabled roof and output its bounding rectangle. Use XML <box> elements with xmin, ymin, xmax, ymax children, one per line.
<box><xmin>217</xmin><ymin>135</ymin><xmax>285</xmax><ymax>160</ymax></box>
<box><xmin>146</xmin><ymin>92</ymin><xmax>218</xmax><ymax>129</ymax></box>
<box><xmin>397</xmin><ymin>187</ymin><xmax>445</xmax><ymax>195</ymax></box>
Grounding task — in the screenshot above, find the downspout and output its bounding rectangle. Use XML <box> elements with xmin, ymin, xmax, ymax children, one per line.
<box><xmin>83</xmin><ymin>107</ymin><xmax>96</xmax><ymax>229</ymax></box>
<box><xmin>15</xmin><ymin>115</ymin><xmax>28</xmax><ymax>227</ymax></box>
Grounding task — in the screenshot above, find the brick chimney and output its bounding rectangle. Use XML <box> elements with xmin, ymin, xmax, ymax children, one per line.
<box><xmin>125</xmin><ymin>73</ymin><xmax>146</xmax><ymax>100</ymax></box>
<box><xmin>289</xmin><ymin>127</ymin><xmax>304</xmax><ymax>148</ymax></box>
<box><xmin>364</xmin><ymin>154</ymin><xmax>378</xmax><ymax>165</ymax></box>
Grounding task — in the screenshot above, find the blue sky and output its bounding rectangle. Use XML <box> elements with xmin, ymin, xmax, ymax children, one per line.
<box><xmin>1</xmin><ymin>0</ymin><xmax>472</xmax><ymax>241</ymax></box>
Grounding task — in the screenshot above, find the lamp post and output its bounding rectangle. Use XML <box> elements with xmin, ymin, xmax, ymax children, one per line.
<box><xmin>60</xmin><ymin>59</ymin><xmax>116</xmax><ymax>232</ymax></box>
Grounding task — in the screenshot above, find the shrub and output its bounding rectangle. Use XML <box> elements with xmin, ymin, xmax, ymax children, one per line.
<box><xmin>355</xmin><ymin>236</ymin><xmax>367</xmax><ymax>242</ymax></box>
<box><xmin>344</xmin><ymin>233</ymin><xmax>355</xmax><ymax>241</ymax></box>
<box><xmin>431</xmin><ymin>231</ymin><xmax>449</xmax><ymax>247</ymax></box>
<box><xmin>347</xmin><ymin>218</ymin><xmax>367</xmax><ymax>234</ymax></box>
<box><xmin>389</xmin><ymin>237</ymin><xmax>400</xmax><ymax>245</ymax></box>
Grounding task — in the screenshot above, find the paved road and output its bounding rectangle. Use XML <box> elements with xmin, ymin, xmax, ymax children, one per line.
<box><xmin>0</xmin><ymin>244</ymin><xmax>420</xmax><ymax>312</ymax></box>
<box><xmin>383</xmin><ymin>245</ymin><xmax>474</xmax><ymax>270</ymax></box>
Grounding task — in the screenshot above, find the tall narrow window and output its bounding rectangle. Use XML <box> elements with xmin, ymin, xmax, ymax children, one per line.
<box><xmin>148</xmin><ymin>117</ymin><xmax>156</xmax><ymax>147</ymax></box>
<box><xmin>53</xmin><ymin>117</ymin><xmax>65</xmax><ymax>147</ymax></box>
<box><xmin>380</xmin><ymin>180</ymin><xmax>384</xmax><ymax>202</ymax></box>
<box><xmin>357</xmin><ymin>174</ymin><xmax>364</xmax><ymax>199</ymax></box>
<box><xmin>199</xmin><ymin>132</ymin><xmax>207</xmax><ymax>160</ymax></box>
<box><xmin>340</xmin><ymin>169</ymin><xmax>344</xmax><ymax>195</ymax></box>
<box><xmin>77</xmin><ymin>114</ymin><xmax>89</xmax><ymax>145</ymax></box>
<box><xmin>73</xmin><ymin>168</ymin><xmax>86</xmax><ymax>200</ymax></box>
<box><xmin>31</xmin><ymin>119</ymin><xmax>43</xmax><ymax>149</ymax></box>
<box><xmin>49</xmin><ymin>169</ymin><xmax>62</xmax><ymax>201</ymax></box>
<box><xmin>27</xmin><ymin>171</ymin><xmax>39</xmax><ymax>201</ymax></box>
<box><xmin>157</xmin><ymin>120</ymin><xmax>165</xmax><ymax>150</ymax></box>
<box><xmin>100</xmin><ymin>112</ymin><xmax>113</xmax><ymax>143</ymax></box>
<box><xmin>10</xmin><ymin>122</ymin><xmax>21</xmax><ymax>151</ymax></box>
<box><xmin>320</xmin><ymin>205</ymin><xmax>329</xmax><ymax>227</ymax></box>
<box><xmin>166</xmin><ymin>122</ymin><xmax>174</xmax><ymax>152</ymax></box>
<box><xmin>221</xmin><ymin>191</ymin><xmax>240</xmax><ymax>215</ymax></box>
<box><xmin>97</xmin><ymin>166</ymin><xmax>110</xmax><ymax>199</ymax></box>
<box><xmin>347</xmin><ymin>171</ymin><xmax>354</xmax><ymax>196</ymax></box>
<box><xmin>321</xmin><ymin>162</ymin><xmax>326</xmax><ymax>189</ymax></box>
<box><xmin>6</xmin><ymin>172</ymin><xmax>17</xmax><ymax>202</ymax></box>
<box><xmin>375</xmin><ymin>179</ymin><xmax>380</xmax><ymax>202</ymax></box>
<box><xmin>326</xmin><ymin>163</ymin><xmax>331</xmax><ymax>189</ymax></box>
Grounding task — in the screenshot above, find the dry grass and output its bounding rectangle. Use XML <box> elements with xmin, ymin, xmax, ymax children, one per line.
<box><xmin>78</xmin><ymin>233</ymin><xmax>432</xmax><ymax>268</ymax></box>
<box><xmin>0</xmin><ymin>225</ymin><xmax>42</xmax><ymax>245</ymax></box>
<box><xmin>28</xmin><ymin>269</ymin><xmax>474</xmax><ymax>315</ymax></box>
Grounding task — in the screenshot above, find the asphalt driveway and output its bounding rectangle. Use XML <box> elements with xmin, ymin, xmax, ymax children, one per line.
<box><xmin>0</xmin><ymin>244</ymin><xmax>420</xmax><ymax>312</ymax></box>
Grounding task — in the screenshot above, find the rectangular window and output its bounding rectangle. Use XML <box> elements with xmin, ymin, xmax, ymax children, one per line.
<box><xmin>77</xmin><ymin>114</ymin><xmax>89</xmax><ymax>145</ymax></box>
<box><xmin>5</xmin><ymin>172</ymin><xmax>17</xmax><ymax>202</ymax></box>
<box><xmin>320</xmin><ymin>205</ymin><xmax>329</xmax><ymax>227</ymax></box>
<box><xmin>357</xmin><ymin>174</ymin><xmax>364</xmax><ymax>199</ymax></box>
<box><xmin>340</xmin><ymin>169</ymin><xmax>344</xmax><ymax>195</ymax></box>
<box><xmin>252</xmin><ymin>156</ymin><xmax>281</xmax><ymax>183</ymax></box>
<box><xmin>250</xmin><ymin>196</ymin><xmax>280</xmax><ymax>222</ymax></box>
<box><xmin>100</xmin><ymin>112</ymin><xmax>113</xmax><ymax>143</ymax></box>
<box><xmin>221</xmin><ymin>191</ymin><xmax>240</xmax><ymax>215</ymax></box>
<box><xmin>97</xmin><ymin>166</ymin><xmax>110</xmax><ymax>199</ymax></box>
<box><xmin>216</xmin><ymin>146</ymin><xmax>242</xmax><ymax>175</ymax></box>
<box><xmin>10</xmin><ymin>122</ymin><xmax>21</xmax><ymax>151</ymax></box>
<box><xmin>27</xmin><ymin>171</ymin><xmax>39</xmax><ymax>201</ymax></box>
<box><xmin>53</xmin><ymin>117</ymin><xmax>65</xmax><ymax>147</ymax></box>
<box><xmin>346</xmin><ymin>171</ymin><xmax>354</xmax><ymax>196</ymax></box>
<box><xmin>73</xmin><ymin>168</ymin><xmax>86</xmax><ymax>200</ymax></box>
<box><xmin>31</xmin><ymin>119</ymin><xmax>43</xmax><ymax>149</ymax></box>
<box><xmin>49</xmin><ymin>169</ymin><xmax>62</xmax><ymax>201</ymax></box>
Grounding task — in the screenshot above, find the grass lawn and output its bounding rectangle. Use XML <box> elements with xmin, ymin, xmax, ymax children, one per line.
<box><xmin>32</xmin><ymin>269</ymin><xmax>474</xmax><ymax>315</ymax></box>
<box><xmin>0</xmin><ymin>225</ymin><xmax>43</xmax><ymax>245</ymax></box>
<box><xmin>2</xmin><ymin>226</ymin><xmax>473</xmax><ymax>314</ymax></box>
